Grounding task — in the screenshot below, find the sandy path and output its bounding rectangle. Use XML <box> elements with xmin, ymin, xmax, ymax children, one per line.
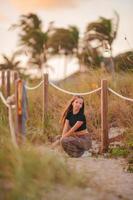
<box><xmin>65</xmin><ymin>157</ymin><xmax>133</xmax><ymax>200</ymax></box>
<box><xmin>38</xmin><ymin>145</ymin><xmax>133</xmax><ymax>200</ymax></box>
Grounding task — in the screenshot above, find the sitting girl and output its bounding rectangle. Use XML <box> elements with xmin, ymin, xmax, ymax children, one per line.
<box><xmin>60</xmin><ymin>95</ymin><xmax>92</xmax><ymax>157</ymax></box>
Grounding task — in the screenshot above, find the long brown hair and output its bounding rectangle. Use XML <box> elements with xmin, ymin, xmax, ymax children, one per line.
<box><xmin>60</xmin><ymin>95</ymin><xmax>84</xmax><ymax>128</ymax></box>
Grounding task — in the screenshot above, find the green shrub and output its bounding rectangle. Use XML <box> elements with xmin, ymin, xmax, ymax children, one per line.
<box><xmin>110</xmin><ymin>147</ymin><xmax>129</xmax><ymax>158</ymax></box>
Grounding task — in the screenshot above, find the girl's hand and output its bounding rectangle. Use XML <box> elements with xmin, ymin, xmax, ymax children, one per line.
<box><xmin>60</xmin><ymin>131</ymin><xmax>71</xmax><ymax>141</ymax></box>
<box><xmin>60</xmin><ymin>134</ymin><xmax>67</xmax><ymax>141</ymax></box>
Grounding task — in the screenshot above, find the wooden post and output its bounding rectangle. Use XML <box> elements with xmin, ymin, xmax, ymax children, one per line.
<box><xmin>15</xmin><ymin>79</ymin><xmax>19</xmax><ymax>139</ymax></box>
<box><xmin>1</xmin><ymin>70</ymin><xmax>5</xmax><ymax>93</ymax></box>
<box><xmin>43</xmin><ymin>73</ymin><xmax>48</xmax><ymax>114</ymax></box>
<box><xmin>15</xmin><ymin>79</ymin><xmax>23</xmax><ymax>140</ymax></box>
<box><xmin>6</xmin><ymin>70</ymin><xmax>10</xmax><ymax>97</ymax></box>
<box><xmin>14</xmin><ymin>71</ymin><xmax>19</xmax><ymax>86</ymax></box>
<box><xmin>101</xmin><ymin>79</ymin><xmax>108</xmax><ymax>153</ymax></box>
<box><xmin>43</xmin><ymin>73</ymin><xmax>48</xmax><ymax>131</ymax></box>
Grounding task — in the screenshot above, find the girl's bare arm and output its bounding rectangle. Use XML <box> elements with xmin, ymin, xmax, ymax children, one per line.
<box><xmin>62</xmin><ymin>119</ymin><xmax>70</xmax><ymax>136</ymax></box>
<box><xmin>63</xmin><ymin>121</ymin><xmax>83</xmax><ymax>137</ymax></box>
<box><xmin>75</xmin><ymin>130</ymin><xmax>88</xmax><ymax>136</ymax></box>
<box><xmin>52</xmin><ymin>120</ymin><xmax>70</xmax><ymax>147</ymax></box>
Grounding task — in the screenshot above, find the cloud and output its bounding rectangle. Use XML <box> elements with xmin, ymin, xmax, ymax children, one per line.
<box><xmin>9</xmin><ymin>0</ymin><xmax>77</xmax><ymax>12</ymax></box>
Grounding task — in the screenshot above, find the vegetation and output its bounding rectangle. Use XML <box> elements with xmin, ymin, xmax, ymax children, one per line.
<box><xmin>47</xmin><ymin>26</ymin><xmax>79</xmax><ymax>55</ymax></box>
<box><xmin>6</xmin><ymin>12</ymin><xmax>132</xmax><ymax>74</ymax></box>
<box><xmin>109</xmin><ymin>147</ymin><xmax>129</xmax><ymax>157</ymax></box>
<box><xmin>0</xmin><ymin>52</ymin><xmax>21</xmax><ymax>71</ymax></box>
<box><xmin>114</xmin><ymin>51</ymin><xmax>133</xmax><ymax>71</ymax></box>
<box><xmin>10</xmin><ymin>13</ymin><xmax>53</xmax><ymax>70</ymax></box>
<box><xmin>1</xmin><ymin>8</ymin><xmax>132</xmax><ymax>74</ymax></box>
<box><xmin>80</xmin><ymin>11</ymin><xmax>119</xmax><ymax>67</ymax></box>
<box><xmin>0</xmin><ymin>138</ymin><xmax>87</xmax><ymax>200</ymax></box>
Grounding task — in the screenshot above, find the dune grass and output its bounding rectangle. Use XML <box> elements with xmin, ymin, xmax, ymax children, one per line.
<box><xmin>0</xmin><ymin>136</ymin><xmax>87</xmax><ymax>200</ymax></box>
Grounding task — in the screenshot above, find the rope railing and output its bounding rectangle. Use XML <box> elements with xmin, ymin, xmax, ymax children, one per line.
<box><xmin>108</xmin><ymin>88</ymin><xmax>133</xmax><ymax>102</ymax></box>
<box><xmin>25</xmin><ymin>80</ymin><xmax>44</xmax><ymax>90</ymax></box>
<box><xmin>0</xmin><ymin>91</ymin><xmax>18</xmax><ymax>148</ymax></box>
<box><xmin>49</xmin><ymin>81</ymin><xmax>101</xmax><ymax>96</ymax></box>
<box><xmin>0</xmin><ymin>92</ymin><xmax>16</xmax><ymax>110</ymax></box>
<box><xmin>0</xmin><ymin>91</ymin><xmax>10</xmax><ymax>108</ymax></box>
<box><xmin>24</xmin><ymin>78</ymin><xmax>101</xmax><ymax>96</ymax></box>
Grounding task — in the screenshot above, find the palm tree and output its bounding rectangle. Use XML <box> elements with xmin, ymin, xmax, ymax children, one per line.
<box><xmin>68</xmin><ymin>25</ymin><xmax>79</xmax><ymax>50</ymax></box>
<box><xmin>85</xmin><ymin>11</ymin><xmax>119</xmax><ymax>47</ymax></box>
<box><xmin>0</xmin><ymin>53</ymin><xmax>21</xmax><ymax>71</ymax></box>
<box><xmin>10</xmin><ymin>13</ymin><xmax>54</xmax><ymax>73</ymax></box>
<box><xmin>47</xmin><ymin>26</ymin><xmax>79</xmax><ymax>54</ymax></box>
<box><xmin>82</xmin><ymin>11</ymin><xmax>119</xmax><ymax>68</ymax></box>
<box><xmin>47</xmin><ymin>26</ymin><xmax>79</xmax><ymax>78</ymax></box>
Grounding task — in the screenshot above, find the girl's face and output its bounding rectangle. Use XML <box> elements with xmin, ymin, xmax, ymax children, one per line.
<box><xmin>72</xmin><ymin>98</ymin><xmax>84</xmax><ymax>111</ymax></box>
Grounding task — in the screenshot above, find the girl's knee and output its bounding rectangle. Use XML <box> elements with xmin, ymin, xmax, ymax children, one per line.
<box><xmin>61</xmin><ymin>137</ymin><xmax>68</xmax><ymax>146</ymax></box>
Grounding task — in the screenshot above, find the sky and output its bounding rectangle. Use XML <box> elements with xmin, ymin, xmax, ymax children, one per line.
<box><xmin>0</xmin><ymin>0</ymin><xmax>133</xmax><ymax>57</ymax></box>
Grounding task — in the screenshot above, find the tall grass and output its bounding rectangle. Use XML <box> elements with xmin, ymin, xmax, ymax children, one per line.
<box><xmin>0</xmin><ymin>72</ymin><xmax>133</xmax><ymax>141</ymax></box>
<box><xmin>1</xmin><ymin>69</ymin><xmax>133</xmax><ymax>141</ymax></box>
<box><xmin>0</xmin><ymin>140</ymin><xmax>87</xmax><ymax>200</ymax></box>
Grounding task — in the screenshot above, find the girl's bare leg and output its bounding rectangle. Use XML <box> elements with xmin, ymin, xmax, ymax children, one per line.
<box><xmin>51</xmin><ymin>139</ymin><xmax>60</xmax><ymax>149</ymax></box>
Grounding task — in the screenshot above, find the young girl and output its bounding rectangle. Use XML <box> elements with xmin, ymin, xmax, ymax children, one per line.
<box><xmin>60</xmin><ymin>95</ymin><xmax>92</xmax><ymax>157</ymax></box>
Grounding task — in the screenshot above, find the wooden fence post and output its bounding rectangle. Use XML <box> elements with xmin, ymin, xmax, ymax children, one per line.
<box><xmin>43</xmin><ymin>73</ymin><xmax>49</xmax><ymax>130</ymax></box>
<box><xmin>1</xmin><ymin>70</ymin><xmax>5</xmax><ymax>93</ymax></box>
<box><xmin>14</xmin><ymin>71</ymin><xmax>19</xmax><ymax>87</ymax></box>
<box><xmin>43</xmin><ymin>73</ymin><xmax>48</xmax><ymax>114</ymax></box>
<box><xmin>15</xmin><ymin>79</ymin><xmax>19</xmax><ymax>139</ymax></box>
<box><xmin>15</xmin><ymin>79</ymin><xmax>23</xmax><ymax>140</ymax></box>
<box><xmin>101</xmin><ymin>79</ymin><xmax>108</xmax><ymax>153</ymax></box>
<box><xmin>6</xmin><ymin>70</ymin><xmax>10</xmax><ymax>97</ymax></box>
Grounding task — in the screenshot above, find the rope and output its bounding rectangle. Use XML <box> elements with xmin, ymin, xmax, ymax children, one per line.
<box><xmin>0</xmin><ymin>91</ymin><xmax>10</xmax><ymax>108</ymax></box>
<box><xmin>25</xmin><ymin>80</ymin><xmax>44</xmax><ymax>90</ymax></box>
<box><xmin>108</xmin><ymin>88</ymin><xmax>133</xmax><ymax>102</ymax></box>
<box><xmin>0</xmin><ymin>92</ymin><xmax>15</xmax><ymax>109</ymax></box>
<box><xmin>0</xmin><ymin>91</ymin><xmax>18</xmax><ymax>147</ymax></box>
<box><xmin>49</xmin><ymin>81</ymin><xmax>101</xmax><ymax>96</ymax></box>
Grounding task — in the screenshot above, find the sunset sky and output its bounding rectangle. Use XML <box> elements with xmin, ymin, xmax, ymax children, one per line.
<box><xmin>0</xmin><ymin>0</ymin><xmax>133</xmax><ymax>57</ymax></box>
